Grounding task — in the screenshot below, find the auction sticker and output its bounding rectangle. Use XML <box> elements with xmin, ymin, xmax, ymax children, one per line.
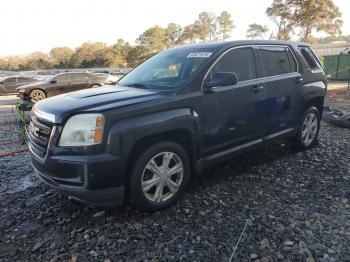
<box><xmin>187</xmin><ymin>52</ymin><xmax>212</xmax><ymax>58</ymax></box>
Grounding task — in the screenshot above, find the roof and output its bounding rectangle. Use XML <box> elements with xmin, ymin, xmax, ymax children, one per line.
<box><xmin>173</xmin><ymin>40</ymin><xmax>308</xmax><ymax>51</ymax></box>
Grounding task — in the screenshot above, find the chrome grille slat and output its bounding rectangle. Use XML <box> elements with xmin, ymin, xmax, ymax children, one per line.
<box><xmin>28</xmin><ymin>114</ymin><xmax>53</xmax><ymax>159</ymax></box>
<box><xmin>31</xmin><ymin>116</ymin><xmax>51</xmax><ymax>134</ymax></box>
<box><xmin>28</xmin><ymin>131</ymin><xmax>48</xmax><ymax>146</ymax></box>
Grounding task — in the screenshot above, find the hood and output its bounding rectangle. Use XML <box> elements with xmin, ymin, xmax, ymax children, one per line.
<box><xmin>33</xmin><ymin>85</ymin><xmax>167</xmax><ymax>123</ymax></box>
<box><xmin>16</xmin><ymin>81</ymin><xmax>45</xmax><ymax>91</ymax></box>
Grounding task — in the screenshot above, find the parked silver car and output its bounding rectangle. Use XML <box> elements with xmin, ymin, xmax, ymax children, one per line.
<box><xmin>17</xmin><ymin>72</ymin><xmax>108</xmax><ymax>102</ymax></box>
<box><xmin>0</xmin><ymin>76</ymin><xmax>41</xmax><ymax>95</ymax></box>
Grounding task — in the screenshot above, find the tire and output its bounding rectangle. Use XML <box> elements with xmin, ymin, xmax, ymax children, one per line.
<box><xmin>29</xmin><ymin>89</ymin><xmax>46</xmax><ymax>103</ymax></box>
<box><xmin>91</xmin><ymin>84</ymin><xmax>100</xmax><ymax>88</ymax></box>
<box><xmin>128</xmin><ymin>141</ymin><xmax>191</xmax><ymax>211</ymax></box>
<box><xmin>290</xmin><ymin>106</ymin><xmax>321</xmax><ymax>150</ymax></box>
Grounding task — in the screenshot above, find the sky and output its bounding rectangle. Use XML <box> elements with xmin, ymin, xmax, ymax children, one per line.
<box><xmin>1</xmin><ymin>0</ymin><xmax>349</xmax><ymax>57</ymax></box>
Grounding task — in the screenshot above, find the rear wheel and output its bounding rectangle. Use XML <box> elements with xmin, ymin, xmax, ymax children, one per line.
<box><xmin>128</xmin><ymin>141</ymin><xmax>191</xmax><ymax>211</ymax></box>
<box><xmin>290</xmin><ymin>106</ymin><xmax>320</xmax><ymax>150</ymax></box>
<box><xmin>29</xmin><ymin>89</ymin><xmax>46</xmax><ymax>103</ymax></box>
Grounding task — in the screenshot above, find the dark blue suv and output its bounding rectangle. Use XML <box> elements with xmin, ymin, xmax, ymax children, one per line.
<box><xmin>28</xmin><ymin>40</ymin><xmax>326</xmax><ymax>211</ymax></box>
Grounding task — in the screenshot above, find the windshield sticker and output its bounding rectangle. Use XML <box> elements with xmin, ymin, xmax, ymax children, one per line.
<box><xmin>187</xmin><ymin>52</ymin><xmax>212</xmax><ymax>58</ymax></box>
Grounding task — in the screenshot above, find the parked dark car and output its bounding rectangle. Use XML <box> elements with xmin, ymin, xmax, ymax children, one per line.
<box><xmin>0</xmin><ymin>76</ymin><xmax>41</xmax><ymax>95</ymax></box>
<box><xmin>17</xmin><ymin>72</ymin><xmax>107</xmax><ymax>102</ymax></box>
<box><xmin>28</xmin><ymin>40</ymin><xmax>326</xmax><ymax>211</ymax></box>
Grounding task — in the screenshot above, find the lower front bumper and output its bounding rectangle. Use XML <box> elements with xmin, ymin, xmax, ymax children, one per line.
<box><xmin>33</xmin><ymin>166</ymin><xmax>125</xmax><ymax>207</ymax></box>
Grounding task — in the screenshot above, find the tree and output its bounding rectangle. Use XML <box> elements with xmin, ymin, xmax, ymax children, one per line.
<box><xmin>70</xmin><ymin>42</ymin><xmax>107</xmax><ymax>68</ymax></box>
<box><xmin>288</xmin><ymin>0</ymin><xmax>343</xmax><ymax>43</ymax></box>
<box><xmin>266</xmin><ymin>0</ymin><xmax>294</xmax><ymax>40</ymax></box>
<box><xmin>137</xmin><ymin>26</ymin><xmax>167</xmax><ymax>56</ymax></box>
<box><xmin>165</xmin><ymin>23</ymin><xmax>183</xmax><ymax>47</ymax></box>
<box><xmin>194</xmin><ymin>12</ymin><xmax>217</xmax><ymax>42</ymax></box>
<box><xmin>49</xmin><ymin>47</ymin><xmax>74</xmax><ymax>68</ymax></box>
<box><xmin>217</xmin><ymin>11</ymin><xmax>235</xmax><ymax>40</ymax></box>
<box><xmin>25</xmin><ymin>52</ymin><xmax>51</xmax><ymax>70</ymax></box>
<box><xmin>178</xmin><ymin>24</ymin><xmax>197</xmax><ymax>44</ymax></box>
<box><xmin>246</xmin><ymin>23</ymin><xmax>269</xmax><ymax>39</ymax></box>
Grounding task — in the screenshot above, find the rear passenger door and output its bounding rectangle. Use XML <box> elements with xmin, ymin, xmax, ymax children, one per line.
<box><xmin>49</xmin><ymin>74</ymin><xmax>72</xmax><ymax>96</ymax></box>
<box><xmin>257</xmin><ymin>46</ymin><xmax>300</xmax><ymax>134</ymax></box>
<box><xmin>70</xmin><ymin>73</ymin><xmax>91</xmax><ymax>91</ymax></box>
<box><xmin>3</xmin><ymin>77</ymin><xmax>18</xmax><ymax>92</ymax></box>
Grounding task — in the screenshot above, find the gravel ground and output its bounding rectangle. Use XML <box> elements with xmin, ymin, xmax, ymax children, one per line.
<box><xmin>0</xmin><ymin>90</ymin><xmax>349</xmax><ymax>262</ymax></box>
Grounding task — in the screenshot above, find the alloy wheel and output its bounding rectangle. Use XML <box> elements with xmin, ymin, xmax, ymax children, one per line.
<box><xmin>141</xmin><ymin>151</ymin><xmax>184</xmax><ymax>203</ymax></box>
<box><xmin>30</xmin><ymin>89</ymin><xmax>46</xmax><ymax>103</ymax></box>
<box><xmin>302</xmin><ymin>112</ymin><xmax>318</xmax><ymax>146</ymax></box>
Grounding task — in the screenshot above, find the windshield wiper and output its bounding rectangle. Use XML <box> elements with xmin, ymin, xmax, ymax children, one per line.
<box><xmin>122</xmin><ymin>83</ymin><xmax>152</xmax><ymax>89</ymax></box>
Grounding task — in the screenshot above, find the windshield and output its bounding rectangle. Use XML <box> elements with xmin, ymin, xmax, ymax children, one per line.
<box><xmin>119</xmin><ymin>48</ymin><xmax>214</xmax><ymax>90</ymax></box>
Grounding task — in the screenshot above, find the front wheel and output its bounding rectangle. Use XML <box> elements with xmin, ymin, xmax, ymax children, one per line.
<box><xmin>128</xmin><ymin>141</ymin><xmax>191</xmax><ymax>211</ymax></box>
<box><xmin>290</xmin><ymin>106</ymin><xmax>321</xmax><ymax>150</ymax></box>
<box><xmin>29</xmin><ymin>89</ymin><xmax>46</xmax><ymax>103</ymax></box>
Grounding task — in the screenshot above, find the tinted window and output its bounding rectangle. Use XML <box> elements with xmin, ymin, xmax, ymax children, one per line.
<box><xmin>211</xmin><ymin>47</ymin><xmax>256</xmax><ymax>82</ymax></box>
<box><xmin>259</xmin><ymin>46</ymin><xmax>294</xmax><ymax>77</ymax></box>
<box><xmin>56</xmin><ymin>74</ymin><xmax>71</xmax><ymax>82</ymax></box>
<box><xmin>18</xmin><ymin>77</ymin><xmax>32</xmax><ymax>82</ymax></box>
<box><xmin>299</xmin><ymin>47</ymin><xmax>321</xmax><ymax>69</ymax></box>
<box><xmin>4</xmin><ymin>77</ymin><xmax>16</xmax><ymax>83</ymax></box>
<box><xmin>72</xmin><ymin>73</ymin><xmax>89</xmax><ymax>81</ymax></box>
<box><xmin>286</xmin><ymin>49</ymin><xmax>297</xmax><ymax>72</ymax></box>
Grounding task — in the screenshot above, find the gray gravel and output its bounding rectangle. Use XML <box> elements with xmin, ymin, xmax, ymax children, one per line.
<box><xmin>0</xmin><ymin>96</ymin><xmax>350</xmax><ymax>261</ymax></box>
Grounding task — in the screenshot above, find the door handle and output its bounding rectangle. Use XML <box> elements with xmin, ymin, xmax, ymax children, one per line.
<box><xmin>295</xmin><ymin>76</ymin><xmax>304</xmax><ymax>84</ymax></box>
<box><xmin>251</xmin><ymin>85</ymin><xmax>264</xmax><ymax>93</ymax></box>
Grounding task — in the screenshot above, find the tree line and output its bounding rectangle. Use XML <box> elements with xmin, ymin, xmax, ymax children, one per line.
<box><xmin>0</xmin><ymin>11</ymin><xmax>234</xmax><ymax>71</ymax></box>
<box><xmin>0</xmin><ymin>0</ymin><xmax>345</xmax><ymax>71</ymax></box>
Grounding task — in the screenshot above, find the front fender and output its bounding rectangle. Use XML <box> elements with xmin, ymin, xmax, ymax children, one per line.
<box><xmin>106</xmin><ymin>108</ymin><xmax>201</xmax><ymax>158</ymax></box>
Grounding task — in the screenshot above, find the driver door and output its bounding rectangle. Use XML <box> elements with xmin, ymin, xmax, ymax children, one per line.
<box><xmin>200</xmin><ymin>47</ymin><xmax>267</xmax><ymax>155</ymax></box>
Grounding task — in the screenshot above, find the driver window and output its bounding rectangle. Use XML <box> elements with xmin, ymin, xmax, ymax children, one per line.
<box><xmin>56</xmin><ymin>74</ymin><xmax>70</xmax><ymax>83</ymax></box>
<box><xmin>210</xmin><ymin>47</ymin><xmax>257</xmax><ymax>82</ymax></box>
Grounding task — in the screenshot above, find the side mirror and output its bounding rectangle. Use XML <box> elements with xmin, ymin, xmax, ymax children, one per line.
<box><xmin>50</xmin><ymin>80</ymin><xmax>57</xmax><ymax>84</ymax></box>
<box><xmin>204</xmin><ymin>72</ymin><xmax>238</xmax><ymax>89</ymax></box>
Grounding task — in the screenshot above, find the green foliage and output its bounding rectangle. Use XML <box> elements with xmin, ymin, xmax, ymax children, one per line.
<box><xmin>49</xmin><ymin>47</ymin><xmax>74</xmax><ymax>68</ymax></box>
<box><xmin>266</xmin><ymin>0</ymin><xmax>343</xmax><ymax>43</ymax></box>
<box><xmin>289</xmin><ymin>0</ymin><xmax>343</xmax><ymax>43</ymax></box>
<box><xmin>246</xmin><ymin>23</ymin><xmax>269</xmax><ymax>39</ymax></box>
<box><xmin>0</xmin><ymin>10</ymin><xmax>236</xmax><ymax>71</ymax></box>
<box><xmin>137</xmin><ymin>26</ymin><xmax>168</xmax><ymax>56</ymax></box>
<box><xmin>217</xmin><ymin>11</ymin><xmax>235</xmax><ymax>40</ymax></box>
<box><xmin>266</xmin><ymin>0</ymin><xmax>294</xmax><ymax>40</ymax></box>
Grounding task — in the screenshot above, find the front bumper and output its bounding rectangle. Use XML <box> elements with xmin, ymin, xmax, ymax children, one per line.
<box><xmin>28</xmin><ymin>108</ymin><xmax>128</xmax><ymax>207</ymax></box>
<box><xmin>34</xmin><ymin>165</ymin><xmax>125</xmax><ymax>206</ymax></box>
<box><xmin>30</xmin><ymin>148</ymin><xmax>128</xmax><ymax>207</ymax></box>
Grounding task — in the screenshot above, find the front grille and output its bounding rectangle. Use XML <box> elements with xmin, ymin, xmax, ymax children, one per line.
<box><xmin>28</xmin><ymin>115</ymin><xmax>53</xmax><ymax>158</ymax></box>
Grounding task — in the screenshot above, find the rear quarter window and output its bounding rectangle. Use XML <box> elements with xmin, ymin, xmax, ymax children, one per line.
<box><xmin>259</xmin><ymin>46</ymin><xmax>296</xmax><ymax>77</ymax></box>
<box><xmin>299</xmin><ymin>47</ymin><xmax>322</xmax><ymax>69</ymax></box>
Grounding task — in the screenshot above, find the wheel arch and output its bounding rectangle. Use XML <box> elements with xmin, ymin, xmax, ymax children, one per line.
<box><xmin>106</xmin><ymin>108</ymin><xmax>201</xmax><ymax>180</ymax></box>
<box><xmin>304</xmin><ymin>96</ymin><xmax>324</xmax><ymax>116</ymax></box>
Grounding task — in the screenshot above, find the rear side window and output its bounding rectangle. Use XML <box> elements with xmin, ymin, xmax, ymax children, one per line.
<box><xmin>211</xmin><ymin>47</ymin><xmax>257</xmax><ymax>82</ymax></box>
<box><xmin>5</xmin><ymin>77</ymin><xmax>16</xmax><ymax>83</ymax></box>
<box><xmin>299</xmin><ymin>47</ymin><xmax>321</xmax><ymax>69</ymax></box>
<box><xmin>72</xmin><ymin>73</ymin><xmax>90</xmax><ymax>81</ymax></box>
<box><xmin>259</xmin><ymin>46</ymin><xmax>295</xmax><ymax>77</ymax></box>
<box><xmin>56</xmin><ymin>74</ymin><xmax>71</xmax><ymax>82</ymax></box>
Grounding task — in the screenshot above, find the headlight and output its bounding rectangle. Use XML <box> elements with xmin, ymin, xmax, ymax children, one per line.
<box><xmin>59</xmin><ymin>113</ymin><xmax>104</xmax><ymax>146</ymax></box>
